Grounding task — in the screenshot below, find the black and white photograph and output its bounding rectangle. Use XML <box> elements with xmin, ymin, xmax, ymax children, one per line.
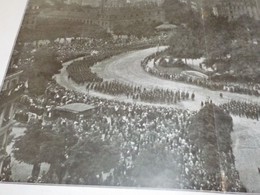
<box><xmin>0</xmin><ymin>0</ymin><xmax>260</xmax><ymax>193</ymax></box>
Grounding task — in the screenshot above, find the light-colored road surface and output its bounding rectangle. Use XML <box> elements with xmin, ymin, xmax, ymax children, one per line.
<box><xmin>232</xmin><ymin>116</ymin><xmax>260</xmax><ymax>193</ymax></box>
<box><xmin>91</xmin><ymin>47</ymin><xmax>260</xmax><ymax>106</ymax></box>
<box><xmin>55</xmin><ymin>47</ymin><xmax>260</xmax><ymax>192</ymax></box>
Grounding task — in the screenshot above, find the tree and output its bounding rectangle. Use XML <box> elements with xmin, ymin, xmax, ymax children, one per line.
<box><xmin>27</xmin><ymin>48</ymin><xmax>62</xmax><ymax>95</ymax></box>
<box><xmin>204</xmin><ymin>14</ymin><xmax>233</xmax><ymax>60</ymax></box>
<box><xmin>168</xmin><ymin>26</ymin><xmax>204</xmax><ymax>60</ymax></box>
<box><xmin>13</xmin><ymin>122</ymin><xmax>67</xmax><ymax>180</ymax></box>
<box><xmin>13</xmin><ymin>122</ymin><xmax>45</xmax><ymax>179</ymax></box>
<box><xmin>162</xmin><ymin>0</ymin><xmax>192</xmax><ymax>25</ymax></box>
<box><xmin>65</xmin><ymin>135</ymin><xmax>120</xmax><ymax>184</ymax></box>
<box><xmin>131</xmin><ymin>144</ymin><xmax>180</xmax><ymax>188</ymax></box>
<box><xmin>113</xmin><ymin>24</ymin><xmax>128</xmax><ymax>36</ymax></box>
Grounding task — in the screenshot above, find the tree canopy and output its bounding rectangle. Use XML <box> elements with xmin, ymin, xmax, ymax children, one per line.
<box><xmin>26</xmin><ymin>48</ymin><xmax>62</xmax><ymax>95</ymax></box>
<box><xmin>65</xmin><ymin>135</ymin><xmax>120</xmax><ymax>183</ymax></box>
<box><xmin>132</xmin><ymin>144</ymin><xmax>180</xmax><ymax>188</ymax></box>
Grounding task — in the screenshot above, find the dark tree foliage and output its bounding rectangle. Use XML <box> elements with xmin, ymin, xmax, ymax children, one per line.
<box><xmin>13</xmin><ymin>122</ymin><xmax>66</xmax><ymax>179</ymax></box>
<box><xmin>65</xmin><ymin>135</ymin><xmax>120</xmax><ymax>184</ymax></box>
<box><xmin>27</xmin><ymin>48</ymin><xmax>62</xmax><ymax>95</ymax></box>
<box><xmin>204</xmin><ymin>13</ymin><xmax>234</xmax><ymax>60</ymax></box>
<box><xmin>186</xmin><ymin>104</ymin><xmax>244</xmax><ymax>191</ymax></box>
<box><xmin>162</xmin><ymin>0</ymin><xmax>193</xmax><ymax>25</ymax></box>
<box><xmin>168</xmin><ymin>26</ymin><xmax>204</xmax><ymax>60</ymax></box>
<box><xmin>13</xmin><ymin>122</ymin><xmax>43</xmax><ymax>166</ymax></box>
<box><xmin>131</xmin><ymin>143</ymin><xmax>180</xmax><ymax>188</ymax></box>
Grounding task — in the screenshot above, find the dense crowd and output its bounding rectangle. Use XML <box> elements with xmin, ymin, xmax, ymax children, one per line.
<box><xmin>10</xmin><ymin>81</ymin><xmax>243</xmax><ymax>191</ymax></box>
<box><xmin>86</xmin><ymin>80</ymin><xmax>195</xmax><ymax>105</ymax></box>
<box><xmin>141</xmin><ymin>53</ymin><xmax>260</xmax><ymax>97</ymax></box>
<box><xmin>5</xmin><ymin>35</ymin><xmax>250</xmax><ymax>191</ymax></box>
<box><xmin>220</xmin><ymin>100</ymin><xmax>260</xmax><ymax>121</ymax></box>
<box><xmin>41</xmin><ymin>83</ymin><xmax>201</xmax><ymax>188</ymax></box>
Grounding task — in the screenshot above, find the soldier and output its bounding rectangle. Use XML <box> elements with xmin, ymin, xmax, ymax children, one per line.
<box><xmin>191</xmin><ymin>93</ymin><xmax>195</xmax><ymax>100</ymax></box>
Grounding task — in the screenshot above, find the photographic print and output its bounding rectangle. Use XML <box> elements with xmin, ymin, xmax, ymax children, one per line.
<box><xmin>0</xmin><ymin>0</ymin><xmax>260</xmax><ymax>193</ymax></box>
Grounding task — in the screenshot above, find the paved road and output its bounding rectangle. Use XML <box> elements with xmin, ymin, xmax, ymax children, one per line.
<box><xmin>91</xmin><ymin>47</ymin><xmax>260</xmax><ymax>107</ymax></box>
<box><xmin>232</xmin><ymin>116</ymin><xmax>260</xmax><ymax>193</ymax></box>
<box><xmin>55</xmin><ymin>47</ymin><xmax>260</xmax><ymax>192</ymax></box>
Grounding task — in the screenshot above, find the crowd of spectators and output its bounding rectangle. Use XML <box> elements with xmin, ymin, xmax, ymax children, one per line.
<box><xmin>141</xmin><ymin>53</ymin><xmax>260</xmax><ymax>97</ymax></box>
<box><xmin>4</xmin><ymin>35</ymin><xmax>251</xmax><ymax>191</ymax></box>
<box><xmin>9</xmin><ymin>81</ymin><xmax>242</xmax><ymax>191</ymax></box>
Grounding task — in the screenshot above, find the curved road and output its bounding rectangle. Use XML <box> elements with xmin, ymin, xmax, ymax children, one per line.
<box><xmin>91</xmin><ymin>47</ymin><xmax>260</xmax><ymax>108</ymax></box>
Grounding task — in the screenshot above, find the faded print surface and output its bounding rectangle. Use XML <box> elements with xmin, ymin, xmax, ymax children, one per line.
<box><xmin>0</xmin><ymin>0</ymin><xmax>260</xmax><ymax>193</ymax></box>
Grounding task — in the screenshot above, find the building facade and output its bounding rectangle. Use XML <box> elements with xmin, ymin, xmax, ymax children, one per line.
<box><xmin>0</xmin><ymin>68</ymin><xmax>23</xmax><ymax>170</ymax></box>
<box><xmin>215</xmin><ymin>0</ymin><xmax>260</xmax><ymax>20</ymax></box>
<box><xmin>21</xmin><ymin>2</ymin><xmax>41</xmax><ymax>30</ymax></box>
<box><xmin>98</xmin><ymin>4</ymin><xmax>165</xmax><ymax>31</ymax></box>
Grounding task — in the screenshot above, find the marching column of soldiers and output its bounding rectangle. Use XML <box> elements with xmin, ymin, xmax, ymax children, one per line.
<box><xmin>220</xmin><ymin>100</ymin><xmax>260</xmax><ymax>121</ymax></box>
<box><xmin>86</xmin><ymin>80</ymin><xmax>195</xmax><ymax>105</ymax></box>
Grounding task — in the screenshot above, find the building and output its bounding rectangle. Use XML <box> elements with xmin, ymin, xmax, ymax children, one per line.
<box><xmin>0</xmin><ymin>68</ymin><xmax>23</xmax><ymax>170</ymax></box>
<box><xmin>30</xmin><ymin>0</ymin><xmax>166</xmax><ymax>32</ymax></box>
<box><xmin>98</xmin><ymin>4</ymin><xmax>165</xmax><ymax>31</ymax></box>
<box><xmin>21</xmin><ymin>2</ymin><xmax>41</xmax><ymax>30</ymax></box>
<box><xmin>214</xmin><ymin>0</ymin><xmax>260</xmax><ymax>21</ymax></box>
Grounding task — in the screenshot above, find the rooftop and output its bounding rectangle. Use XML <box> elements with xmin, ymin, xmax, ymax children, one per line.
<box><xmin>56</xmin><ymin>103</ymin><xmax>96</xmax><ymax>114</ymax></box>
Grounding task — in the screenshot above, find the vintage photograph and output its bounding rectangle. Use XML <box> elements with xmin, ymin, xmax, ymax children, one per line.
<box><xmin>0</xmin><ymin>0</ymin><xmax>260</xmax><ymax>193</ymax></box>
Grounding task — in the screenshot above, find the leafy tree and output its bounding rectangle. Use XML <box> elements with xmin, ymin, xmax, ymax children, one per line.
<box><xmin>12</xmin><ymin>122</ymin><xmax>46</xmax><ymax>178</ymax></box>
<box><xmin>168</xmin><ymin>26</ymin><xmax>204</xmax><ymax>61</ymax></box>
<box><xmin>27</xmin><ymin>48</ymin><xmax>62</xmax><ymax>95</ymax></box>
<box><xmin>162</xmin><ymin>0</ymin><xmax>192</xmax><ymax>25</ymax></box>
<box><xmin>204</xmin><ymin>14</ymin><xmax>233</xmax><ymax>60</ymax></box>
<box><xmin>13</xmin><ymin>122</ymin><xmax>67</xmax><ymax>180</ymax></box>
<box><xmin>65</xmin><ymin>135</ymin><xmax>120</xmax><ymax>184</ymax></box>
<box><xmin>232</xmin><ymin>15</ymin><xmax>260</xmax><ymax>40</ymax></box>
<box><xmin>131</xmin><ymin>144</ymin><xmax>180</xmax><ymax>188</ymax></box>
<box><xmin>113</xmin><ymin>24</ymin><xmax>128</xmax><ymax>36</ymax></box>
